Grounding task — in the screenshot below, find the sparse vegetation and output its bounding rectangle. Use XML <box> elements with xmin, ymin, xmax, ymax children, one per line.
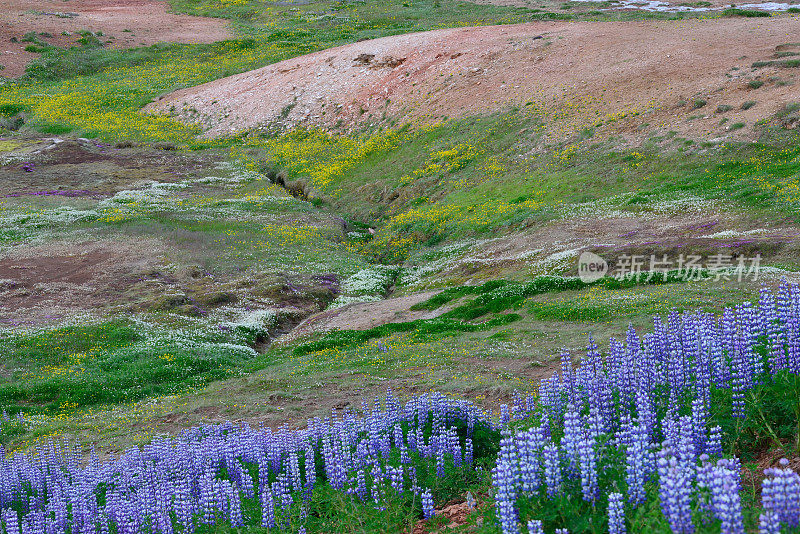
<box><xmin>1</xmin><ymin>1</ymin><xmax>800</xmax><ymax>533</ymax></box>
<box><xmin>721</xmin><ymin>7</ymin><xmax>771</xmax><ymax>17</ymax></box>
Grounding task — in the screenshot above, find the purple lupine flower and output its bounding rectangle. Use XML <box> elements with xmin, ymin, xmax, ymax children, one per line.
<box><xmin>578</xmin><ymin>436</ymin><xmax>598</xmax><ymax>503</ymax></box>
<box><xmin>626</xmin><ymin>421</ymin><xmax>653</xmax><ymax>507</ymax></box>
<box><xmin>421</xmin><ymin>488</ymin><xmax>435</xmax><ymax>520</ymax></box>
<box><xmin>2</xmin><ymin>509</ymin><xmax>20</xmax><ymax>534</ymax></box>
<box><xmin>493</xmin><ymin>435</ymin><xmax>521</xmax><ymax>534</ymax></box>
<box><xmin>759</xmin><ymin>510</ymin><xmax>782</xmax><ymax>534</ymax></box>
<box><xmin>706</xmin><ymin>425</ymin><xmax>723</xmax><ymax>457</ymax></box>
<box><xmin>527</xmin><ymin>519</ymin><xmax>544</xmax><ymax>534</ymax></box>
<box><xmin>260</xmin><ymin>485</ymin><xmax>275</xmax><ymax>529</ymax></box>
<box><xmin>387</xmin><ymin>465</ymin><xmax>404</xmax><ymax>493</ymax></box>
<box><xmin>520</xmin><ymin>426</ymin><xmax>545</xmax><ymax>493</ymax></box>
<box><xmin>561</xmin><ymin>349</ymin><xmax>576</xmax><ymax>406</ymax></box>
<box><xmin>228</xmin><ymin>484</ymin><xmax>244</xmax><ymax>527</ymax></box>
<box><xmin>657</xmin><ymin>448</ymin><xmax>695</xmax><ymax>533</ymax></box>
<box><xmin>761</xmin><ymin>459</ymin><xmax>800</xmax><ymax>528</ymax></box>
<box><xmin>501</xmin><ymin>404</ymin><xmax>511</xmax><ymax>427</ymax></box>
<box><xmin>543</xmin><ymin>442</ymin><xmax>562</xmax><ymax>498</ymax></box>
<box><xmin>562</xmin><ymin>405</ymin><xmax>583</xmax><ymax>474</ymax></box>
<box><xmin>305</xmin><ymin>445</ymin><xmax>316</xmax><ymax>491</ymax></box>
<box><xmin>608</xmin><ymin>492</ymin><xmax>626</xmax><ymax>534</ymax></box>
<box><xmin>705</xmin><ymin>458</ymin><xmax>744</xmax><ymax>534</ymax></box>
<box><xmin>355</xmin><ymin>468</ymin><xmax>368</xmax><ymax>502</ymax></box>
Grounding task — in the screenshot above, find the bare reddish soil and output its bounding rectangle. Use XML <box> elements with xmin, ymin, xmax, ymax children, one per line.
<box><xmin>282</xmin><ymin>291</ymin><xmax>445</xmax><ymax>342</ymax></box>
<box><xmin>0</xmin><ymin>240</ymin><xmax>165</xmax><ymax>327</ymax></box>
<box><xmin>148</xmin><ymin>17</ymin><xmax>800</xmax><ymax>143</ymax></box>
<box><xmin>0</xmin><ymin>0</ymin><xmax>232</xmax><ymax>78</ymax></box>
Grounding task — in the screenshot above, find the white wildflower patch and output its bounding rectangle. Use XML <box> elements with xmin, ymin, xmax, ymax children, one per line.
<box><xmin>535</xmin><ymin>248</ymin><xmax>581</xmax><ymax>273</ymax></box>
<box><xmin>703</xmin><ymin>229</ymin><xmax>772</xmax><ymax>239</ymax></box>
<box><xmin>214</xmin><ymin>161</ymin><xmax>264</xmax><ymax>184</ymax></box>
<box><xmin>341</xmin><ymin>265</ymin><xmax>398</xmax><ymax>296</ymax></box>
<box><xmin>327</xmin><ymin>294</ymin><xmax>382</xmax><ymax>309</ymax></box>
<box><xmin>214</xmin><ymin>307</ymin><xmax>278</xmax><ymax>331</ymax></box>
<box><xmin>556</xmin><ymin>194</ymin><xmax>636</xmax><ymax>220</ymax></box>
<box><xmin>647</xmin><ymin>193</ymin><xmax>719</xmax><ymax>214</ymax></box>
<box><xmin>401</xmin><ymin>239</ymin><xmax>483</xmax><ymax>288</ymax></box>
<box><xmin>557</xmin><ymin>192</ymin><xmax>723</xmax><ymax>221</ymax></box>
<box><xmin>0</xmin><ymin>206</ymin><xmax>98</xmax><ymax>229</ymax></box>
<box><xmin>325</xmin><ymin>264</ymin><xmax>399</xmax><ymax>309</ymax></box>
<box><xmin>460</xmin><ymin>248</ymin><xmax>544</xmax><ymax>266</ymax></box>
<box><xmin>98</xmin><ymin>183</ymin><xmax>173</xmax><ymax>209</ymax></box>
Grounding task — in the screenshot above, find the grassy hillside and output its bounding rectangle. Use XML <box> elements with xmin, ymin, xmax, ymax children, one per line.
<box><xmin>0</xmin><ymin>1</ymin><xmax>799</xmax><ymax>533</ymax></box>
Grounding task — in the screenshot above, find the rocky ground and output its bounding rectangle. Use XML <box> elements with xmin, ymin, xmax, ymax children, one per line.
<box><xmin>0</xmin><ymin>0</ymin><xmax>231</xmax><ymax>78</ymax></box>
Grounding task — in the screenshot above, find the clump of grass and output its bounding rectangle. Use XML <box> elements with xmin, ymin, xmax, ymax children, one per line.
<box><xmin>528</xmin><ymin>301</ymin><xmax>613</xmax><ymax>321</ymax></box>
<box><xmin>413</xmin><ymin>271</ymin><xmax>703</xmax><ymax>321</ymax></box>
<box><xmin>722</xmin><ymin>7</ymin><xmax>770</xmax><ymax>16</ymax></box>
<box><xmin>730</xmin><ymin>122</ymin><xmax>746</xmax><ymax>130</ymax></box>
<box><xmin>292</xmin><ymin>314</ymin><xmax>519</xmax><ymax>355</ymax></box>
<box><xmin>24</xmin><ymin>40</ymin><xmax>206</xmax><ymax>82</ymax></box>
<box><xmin>716</xmin><ymin>104</ymin><xmax>733</xmax><ymax>114</ymax></box>
<box><xmin>692</xmin><ymin>99</ymin><xmax>707</xmax><ymax>109</ymax></box>
<box><xmin>713</xmin><ymin>370</ymin><xmax>800</xmax><ymax>456</ymax></box>
<box><xmin>741</xmin><ymin>100</ymin><xmax>756</xmax><ymax>110</ymax></box>
<box><xmin>748</xmin><ymin>79</ymin><xmax>764</xmax><ymax>89</ymax></box>
<box><xmin>0</xmin><ymin>322</ymin><xmax>251</xmax><ymax>414</ymax></box>
<box><xmin>753</xmin><ymin>59</ymin><xmax>800</xmax><ymax>68</ymax></box>
<box><xmin>776</xmin><ymin>102</ymin><xmax>800</xmax><ymax>118</ymax></box>
<box><xmin>0</xmin><ymin>103</ymin><xmax>27</xmax><ymax>117</ymax></box>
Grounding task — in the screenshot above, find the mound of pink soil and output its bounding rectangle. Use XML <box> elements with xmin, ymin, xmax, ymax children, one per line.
<box><xmin>0</xmin><ymin>0</ymin><xmax>232</xmax><ymax>78</ymax></box>
<box><xmin>147</xmin><ymin>17</ymin><xmax>800</xmax><ymax>143</ymax></box>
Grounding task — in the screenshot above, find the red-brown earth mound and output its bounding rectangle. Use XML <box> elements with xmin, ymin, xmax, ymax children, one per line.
<box><xmin>148</xmin><ymin>17</ymin><xmax>800</xmax><ymax>143</ymax></box>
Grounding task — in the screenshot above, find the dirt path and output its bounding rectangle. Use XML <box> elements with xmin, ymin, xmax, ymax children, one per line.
<box><xmin>0</xmin><ymin>0</ymin><xmax>232</xmax><ymax>78</ymax></box>
<box><xmin>148</xmin><ymin>17</ymin><xmax>800</xmax><ymax>143</ymax></box>
<box><xmin>281</xmin><ymin>290</ymin><xmax>445</xmax><ymax>342</ymax></box>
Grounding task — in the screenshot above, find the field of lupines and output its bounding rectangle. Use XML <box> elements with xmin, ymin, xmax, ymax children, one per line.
<box><xmin>1</xmin><ymin>283</ymin><xmax>798</xmax><ymax>533</ymax></box>
<box><xmin>3</xmin><ymin>1</ymin><xmax>800</xmax><ymax>533</ymax></box>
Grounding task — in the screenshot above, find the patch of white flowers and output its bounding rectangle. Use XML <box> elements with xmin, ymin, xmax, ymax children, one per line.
<box><xmin>327</xmin><ymin>264</ymin><xmax>399</xmax><ymax>309</ymax></box>
<box><xmin>0</xmin><ymin>206</ymin><xmax>98</xmax><ymax>229</ymax></box>
<box><xmin>557</xmin><ymin>192</ymin><xmax>722</xmax><ymax>221</ymax></box>
<box><xmin>327</xmin><ymin>294</ymin><xmax>382</xmax><ymax>309</ymax></box>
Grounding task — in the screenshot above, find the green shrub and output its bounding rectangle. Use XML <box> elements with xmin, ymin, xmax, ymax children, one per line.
<box><xmin>0</xmin><ymin>103</ymin><xmax>27</xmax><ymax>116</ymax></box>
<box><xmin>692</xmin><ymin>99</ymin><xmax>707</xmax><ymax>109</ymax></box>
<box><xmin>712</xmin><ymin>370</ymin><xmax>800</xmax><ymax>456</ymax></box>
<box><xmin>748</xmin><ymin>79</ymin><xmax>764</xmax><ymax>89</ymax></box>
<box><xmin>20</xmin><ymin>32</ymin><xmax>39</xmax><ymax>43</ymax></box>
<box><xmin>414</xmin><ymin>271</ymin><xmax>702</xmax><ymax>321</ymax></box>
<box><xmin>715</xmin><ymin>104</ymin><xmax>733</xmax><ymax>114</ymax></box>
<box><xmin>741</xmin><ymin>100</ymin><xmax>756</xmax><ymax>110</ymax></box>
<box><xmin>722</xmin><ymin>7</ymin><xmax>770</xmax><ymax>16</ymax></box>
<box><xmin>292</xmin><ymin>315</ymin><xmax>519</xmax><ymax>355</ymax></box>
